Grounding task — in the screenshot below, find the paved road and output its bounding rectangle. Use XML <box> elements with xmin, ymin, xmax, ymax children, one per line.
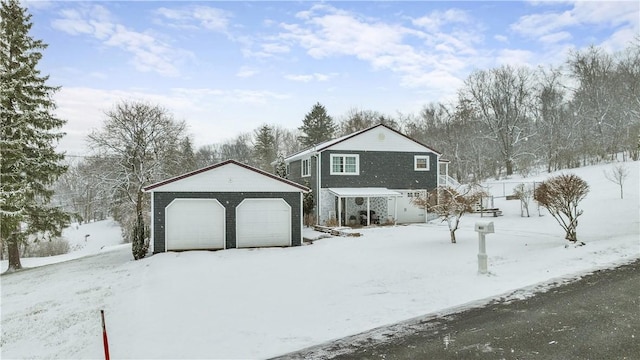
<box><xmin>275</xmin><ymin>260</ymin><xmax>640</xmax><ymax>360</ymax></box>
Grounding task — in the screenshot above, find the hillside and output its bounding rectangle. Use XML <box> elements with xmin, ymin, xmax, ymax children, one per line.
<box><xmin>1</xmin><ymin>161</ymin><xmax>638</xmax><ymax>359</ymax></box>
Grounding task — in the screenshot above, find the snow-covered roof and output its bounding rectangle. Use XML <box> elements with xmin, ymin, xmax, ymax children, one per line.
<box><xmin>284</xmin><ymin>124</ymin><xmax>441</xmax><ymax>163</ymax></box>
<box><xmin>284</xmin><ymin>129</ymin><xmax>369</xmax><ymax>163</ymax></box>
<box><xmin>143</xmin><ymin>159</ymin><xmax>309</xmax><ymax>192</ymax></box>
<box><xmin>327</xmin><ymin>187</ymin><xmax>402</xmax><ymax>197</ymax></box>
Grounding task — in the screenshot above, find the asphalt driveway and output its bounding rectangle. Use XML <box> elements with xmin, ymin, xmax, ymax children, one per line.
<box><xmin>274</xmin><ymin>259</ymin><xmax>640</xmax><ymax>360</ymax></box>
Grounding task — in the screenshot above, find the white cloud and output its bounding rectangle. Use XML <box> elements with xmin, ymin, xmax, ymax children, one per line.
<box><xmin>496</xmin><ymin>49</ymin><xmax>535</xmax><ymax>67</ymax></box>
<box><xmin>261</xmin><ymin>43</ymin><xmax>289</xmax><ymax>54</ymax></box>
<box><xmin>539</xmin><ymin>31</ymin><xmax>572</xmax><ymax>44</ymax></box>
<box><xmin>155</xmin><ymin>6</ymin><xmax>232</xmax><ymax>32</ymax></box>
<box><xmin>284</xmin><ymin>73</ymin><xmax>331</xmax><ymax>82</ymax></box>
<box><xmin>412</xmin><ymin>8</ymin><xmax>471</xmax><ymax>32</ymax></box>
<box><xmin>51</xmin><ymin>4</ymin><xmax>192</xmax><ymax>77</ymax></box>
<box><xmin>511</xmin><ymin>11</ymin><xmax>575</xmax><ymax>38</ymax></box>
<box><xmin>511</xmin><ymin>1</ymin><xmax>638</xmax><ymax>50</ymax></box>
<box><xmin>494</xmin><ymin>34</ymin><xmax>509</xmax><ymax>43</ymax></box>
<box><xmin>54</xmin><ymin>86</ymin><xmax>292</xmax><ymax>154</ymax></box>
<box><xmin>274</xmin><ymin>4</ymin><xmax>481</xmax><ymax>92</ymax></box>
<box><xmin>51</xmin><ymin>6</ymin><xmax>112</xmax><ymax>37</ymax></box>
<box><xmin>236</xmin><ymin>66</ymin><xmax>259</xmax><ymax>78</ymax></box>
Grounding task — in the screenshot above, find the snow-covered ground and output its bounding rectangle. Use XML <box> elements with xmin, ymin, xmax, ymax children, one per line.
<box><xmin>1</xmin><ymin>162</ymin><xmax>639</xmax><ymax>359</ymax></box>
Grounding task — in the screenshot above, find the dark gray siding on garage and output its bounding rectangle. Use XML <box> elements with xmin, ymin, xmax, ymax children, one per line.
<box><xmin>152</xmin><ymin>191</ymin><xmax>302</xmax><ymax>253</ymax></box>
<box><xmin>320</xmin><ymin>151</ymin><xmax>438</xmax><ymax>190</ymax></box>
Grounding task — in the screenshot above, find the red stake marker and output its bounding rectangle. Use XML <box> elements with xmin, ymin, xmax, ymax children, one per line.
<box><xmin>101</xmin><ymin>310</ymin><xmax>110</xmax><ymax>360</ymax></box>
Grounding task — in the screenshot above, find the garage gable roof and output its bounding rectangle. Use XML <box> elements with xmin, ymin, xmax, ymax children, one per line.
<box><xmin>144</xmin><ymin>160</ymin><xmax>310</xmax><ymax>193</ymax></box>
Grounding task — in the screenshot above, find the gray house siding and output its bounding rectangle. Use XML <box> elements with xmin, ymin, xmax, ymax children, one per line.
<box><xmin>152</xmin><ymin>191</ymin><xmax>303</xmax><ymax>253</ymax></box>
<box><xmin>287</xmin><ymin>155</ymin><xmax>319</xmax><ymax>216</ymax></box>
<box><xmin>320</xmin><ymin>150</ymin><xmax>438</xmax><ymax>190</ymax></box>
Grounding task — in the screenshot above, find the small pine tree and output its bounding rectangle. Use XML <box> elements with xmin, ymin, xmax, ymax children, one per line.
<box><xmin>302</xmin><ymin>179</ymin><xmax>315</xmax><ymax>225</ymax></box>
<box><xmin>274</xmin><ymin>154</ymin><xmax>287</xmax><ymax>178</ymax></box>
<box><xmin>179</xmin><ymin>137</ymin><xmax>198</xmax><ymax>172</ymax></box>
<box><xmin>298</xmin><ymin>102</ymin><xmax>337</xmax><ymax>147</ymax></box>
<box><xmin>253</xmin><ymin>124</ymin><xmax>277</xmax><ymax>172</ymax></box>
<box><xmin>1</xmin><ymin>0</ymin><xmax>69</xmax><ymax>271</ymax></box>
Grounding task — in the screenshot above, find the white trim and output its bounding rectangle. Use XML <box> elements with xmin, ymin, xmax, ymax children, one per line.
<box><xmin>165</xmin><ymin>198</ymin><xmax>226</xmax><ymax>251</ymax></box>
<box><xmin>327</xmin><ymin>187</ymin><xmax>402</xmax><ymax>197</ymax></box>
<box><xmin>317</xmin><ymin>153</ymin><xmax>321</xmax><ymax>225</ymax></box>
<box><xmin>414</xmin><ymin>155</ymin><xmax>430</xmax><ymax>171</ymax></box>
<box><xmin>330</xmin><ymin>154</ymin><xmax>360</xmax><ymax>175</ymax></box>
<box><xmin>301</xmin><ymin>157</ymin><xmax>311</xmax><ymax>177</ymax></box>
<box><xmin>236</xmin><ymin>198</ymin><xmax>292</xmax><ymax>247</ymax></box>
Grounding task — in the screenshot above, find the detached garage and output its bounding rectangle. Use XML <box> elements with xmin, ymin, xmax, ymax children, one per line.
<box><xmin>143</xmin><ymin>160</ymin><xmax>309</xmax><ymax>253</ymax></box>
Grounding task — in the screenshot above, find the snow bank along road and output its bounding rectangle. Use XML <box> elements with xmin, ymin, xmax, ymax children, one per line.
<box><xmin>275</xmin><ymin>259</ymin><xmax>640</xmax><ymax>359</ymax></box>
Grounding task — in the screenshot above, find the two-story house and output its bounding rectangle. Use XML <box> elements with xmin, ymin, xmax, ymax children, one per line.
<box><xmin>284</xmin><ymin>124</ymin><xmax>451</xmax><ymax>226</ymax></box>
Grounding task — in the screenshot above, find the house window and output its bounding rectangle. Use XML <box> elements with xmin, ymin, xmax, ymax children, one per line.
<box><xmin>414</xmin><ymin>155</ymin><xmax>430</xmax><ymax>171</ymax></box>
<box><xmin>301</xmin><ymin>158</ymin><xmax>311</xmax><ymax>177</ymax></box>
<box><xmin>330</xmin><ymin>154</ymin><xmax>359</xmax><ymax>175</ymax></box>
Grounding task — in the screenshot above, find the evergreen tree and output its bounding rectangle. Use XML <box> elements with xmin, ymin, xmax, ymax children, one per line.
<box><xmin>274</xmin><ymin>154</ymin><xmax>287</xmax><ymax>178</ymax></box>
<box><xmin>253</xmin><ymin>124</ymin><xmax>277</xmax><ymax>172</ymax></box>
<box><xmin>1</xmin><ymin>0</ymin><xmax>69</xmax><ymax>271</ymax></box>
<box><xmin>298</xmin><ymin>102</ymin><xmax>337</xmax><ymax>147</ymax></box>
<box><xmin>178</xmin><ymin>137</ymin><xmax>197</xmax><ymax>172</ymax></box>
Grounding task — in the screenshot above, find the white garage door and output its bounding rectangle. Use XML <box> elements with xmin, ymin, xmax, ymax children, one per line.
<box><xmin>390</xmin><ymin>190</ymin><xmax>427</xmax><ymax>224</ymax></box>
<box><xmin>236</xmin><ymin>199</ymin><xmax>291</xmax><ymax>248</ymax></box>
<box><xmin>165</xmin><ymin>199</ymin><xmax>225</xmax><ymax>250</ymax></box>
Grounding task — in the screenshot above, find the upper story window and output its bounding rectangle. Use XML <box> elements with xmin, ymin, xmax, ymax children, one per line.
<box><xmin>414</xmin><ymin>155</ymin><xmax>430</xmax><ymax>171</ymax></box>
<box><xmin>331</xmin><ymin>154</ymin><xmax>359</xmax><ymax>175</ymax></box>
<box><xmin>301</xmin><ymin>158</ymin><xmax>311</xmax><ymax>177</ymax></box>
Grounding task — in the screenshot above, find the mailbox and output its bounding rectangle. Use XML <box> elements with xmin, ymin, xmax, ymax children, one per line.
<box><xmin>474</xmin><ymin>221</ymin><xmax>494</xmax><ymax>234</ymax></box>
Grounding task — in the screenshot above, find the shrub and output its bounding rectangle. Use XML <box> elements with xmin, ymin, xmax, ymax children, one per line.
<box><xmin>23</xmin><ymin>238</ymin><xmax>70</xmax><ymax>257</ymax></box>
<box><xmin>534</xmin><ymin>174</ymin><xmax>589</xmax><ymax>243</ymax></box>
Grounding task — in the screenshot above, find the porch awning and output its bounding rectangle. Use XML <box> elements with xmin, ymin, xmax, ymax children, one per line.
<box><xmin>327</xmin><ymin>187</ymin><xmax>402</xmax><ymax>197</ymax></box>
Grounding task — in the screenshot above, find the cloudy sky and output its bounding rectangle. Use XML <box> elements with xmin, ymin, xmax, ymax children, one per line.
<box><xmin>24</xmin><ymin>0</ymin><xmax>639</xmax><ymax>155</ymax></box>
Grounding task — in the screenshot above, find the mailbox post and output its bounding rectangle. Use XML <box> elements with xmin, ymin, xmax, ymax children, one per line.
<box><xmin>474</xmin><ymin>221</ymin><xmax>494</xmax><ymax>274</ymax></box>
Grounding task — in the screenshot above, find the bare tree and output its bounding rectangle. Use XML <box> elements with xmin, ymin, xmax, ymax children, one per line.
<box><xmin>413</xmin><ymin>185</ymin><xmax>486</xmax><ymax>243</ymax></box>
<box><xmin>460</xmin><ymin>65</ymin><xmax>535</xmax><ymax>176</ymax></box>
<box><xmin>534</xmin><ymin>174</ymin><xmax>589</xmax><ymax>243</ymax></box>
<box><xmin>87</xmin><ymin>101</ymin><xmax>187</xmax><ymax>260</ymax></box>
<box><xmin>513</xmin><ymin>183</ymin><xmax>534</xmax><ymax>217</ymax></box>
<box><xmin>568</xmin><ymin>46</ymin><xmax>621</xmax><ymax>162</ymax></box>
<box><xmin>195</xmin><ymin>144</ymin><xmax>221</xmax><ymax>168</ymax></box>
<box><xmin>604</xmin><ymin>164</ymin><xmax>630</xmax><ymax>199</ymax></box>
<box><xmin>219</xmin><ymin>133</ymin><xmax>254</xmax><ymax>165</ymax></box>
<box><xmin>338</xmin><ymin>108</ymin><xmax>397</xmax><ymax>136</ymax></box>
<box><xmin>272</xmin><ymin>125</ymin><xmax>303</xmax><ymax>159</ymax></box>
<box><xmin>615</xmin><ymin>39</ymin><xmax>640</xmax><ymax>161</ymax></box>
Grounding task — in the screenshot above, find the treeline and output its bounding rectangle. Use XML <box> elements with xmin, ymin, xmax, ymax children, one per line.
<box><xmin>160</xmin><ymin>43</ymin><xmax>639</xmax><ymax>183</ymax></box>
<box><xmin>54</xmin><ymin>42</ymin><xmax>638</xmax><ymax>250</ymax></box>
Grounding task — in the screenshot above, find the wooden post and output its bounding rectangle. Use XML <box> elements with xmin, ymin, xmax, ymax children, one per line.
<box><xmin>100</xmin><ymin>310</ymin><xmax>110</xmax><ymax>360</ymax></box>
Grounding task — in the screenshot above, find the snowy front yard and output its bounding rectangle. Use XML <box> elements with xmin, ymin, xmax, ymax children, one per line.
<box><xmin>1</xmin><ymin>162</ymin><xmax>639</xmax><ymax>359</ymax></box>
